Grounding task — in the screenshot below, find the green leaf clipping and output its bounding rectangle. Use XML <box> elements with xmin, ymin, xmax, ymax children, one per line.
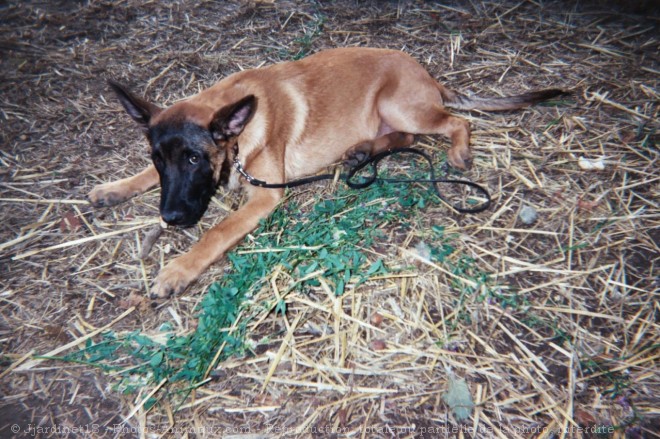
<box><xmin>149</xmin><ymin>351</ymin><xmax>164</xmax><ymax>368</ymax></box>
<box><xmin>57</xmin><ymin>153</ymin><xmax>455</xmax><ymax>395</ymax></box>
<box><xmin>443</xmin><ymin>374</ymin><xmax>474</xmax><ymax>421</ymax></box>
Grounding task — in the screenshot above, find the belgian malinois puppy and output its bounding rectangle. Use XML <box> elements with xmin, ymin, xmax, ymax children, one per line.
<box><xmin>88</xmin><ymin>47</ymin><xmax>562</xmax><ymax>298</ymax></box>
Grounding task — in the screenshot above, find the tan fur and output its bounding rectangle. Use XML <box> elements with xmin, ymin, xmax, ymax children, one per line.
<box><xmin>90</xmin><ymin>47</ymin><xmax>561</xmax><ymax>297</ymax></box>
<box><xmin>200</xmin><ymin>48</ymin><xmax>476</xmax><ymax>175</ymax></box>
<box><xmin>88</xmin><ymin>165</ymin><xmax>159</xmax><ymax>207</ymax></box>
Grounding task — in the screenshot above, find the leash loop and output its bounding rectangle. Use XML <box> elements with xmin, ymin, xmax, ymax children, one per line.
<box><xmin>233</xmin><ymin>147</ymin><xmax>491</xmax><ymax>214</ymax></box>
<box><xmin>344</xmin><ymin>148</ymin><xmax>491</xmax><ymax>214</ymax></box>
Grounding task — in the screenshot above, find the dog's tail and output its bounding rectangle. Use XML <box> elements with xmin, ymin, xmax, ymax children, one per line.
<box><xmin>439</xmin><ymin>85</ymin><xmax>565</xmax><ymax>111</ymax></box>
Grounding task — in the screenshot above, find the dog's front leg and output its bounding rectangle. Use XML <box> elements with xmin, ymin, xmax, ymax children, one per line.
<box><xmin>151</xmin><ymin>186</ymin><xmax>284</xmax><ymax>298</ymax></box>
<box><xmin>88</xmin><ymin>165</ymin><xmax>159</xmax><ymax>207</ymax></box>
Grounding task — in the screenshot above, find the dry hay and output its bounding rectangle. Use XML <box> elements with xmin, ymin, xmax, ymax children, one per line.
<box><xmin>1</xmin><ymin>1</ymin><xmax>658</xmax><ymax>438</ymax></box>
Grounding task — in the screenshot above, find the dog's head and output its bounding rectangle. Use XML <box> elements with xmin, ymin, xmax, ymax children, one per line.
<box><xmin>108</xmin><ymin>80</ymin><xmax>256</xmax><ymax>227</ymax></box>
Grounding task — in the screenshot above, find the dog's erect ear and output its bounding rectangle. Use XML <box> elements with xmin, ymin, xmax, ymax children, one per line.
<box><xmin>209</xmin><ymin>95</ymin><xmax>257</xmax><ymax>142</ymax></box>
<box><xmin>108</xmin><ymin>80</ymin><xmax>161</xmax><ymax>129</ymax></box>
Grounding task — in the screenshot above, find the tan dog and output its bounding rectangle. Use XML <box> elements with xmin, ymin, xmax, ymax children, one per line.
<box><xmin>88</xmin><ymin>47</ymin><xmax>562</xmax><ymax>297</ymax></box>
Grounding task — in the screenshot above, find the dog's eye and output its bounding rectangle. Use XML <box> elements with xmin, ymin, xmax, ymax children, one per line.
<box><xmin>188</xmin><ymin>153</ymin><xmax>200</xmax><ymax>165</ymax></box>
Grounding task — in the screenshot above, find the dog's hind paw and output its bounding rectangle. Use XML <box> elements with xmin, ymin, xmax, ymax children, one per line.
<box><xmin>447</xmin><ymin>146</ymin><xmax>473</xmax><ymax>170</ymax></box>
<box><xmin>342</xmin><ymin>142</ymin><xmax>374</xmax><ymax>167</ymax></box>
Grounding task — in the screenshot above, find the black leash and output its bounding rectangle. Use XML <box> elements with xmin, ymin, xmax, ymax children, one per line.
<box><xmin>233</xmin><ymin>147</ymin><xmax>491</xmax><ymax>214</ymax></box>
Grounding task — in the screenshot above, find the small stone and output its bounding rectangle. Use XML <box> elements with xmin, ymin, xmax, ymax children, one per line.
<box><xmin>414</xmin><ymin>241</ymin><xmax>432</xmax><ymax>260</ymax></box>
<box><xmin>370</xmin><ymin>312</ymin><xmax>383</xmax><ymax>327</ymax></box>
<box><xmin>578</xmin><ymin>156</ymin><xmax>606</xmax><ymax>171</ymax></box>
<box><xmin>519</xmin><ymin>205</ymin><xmax>538</xmax><ymax>225</ymax></box>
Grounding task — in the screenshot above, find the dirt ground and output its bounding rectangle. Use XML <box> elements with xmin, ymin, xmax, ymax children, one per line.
<box><xmin>1</xmin><ymin>1</ymin><xmax>658</xmax><ymax>438</ymax></box>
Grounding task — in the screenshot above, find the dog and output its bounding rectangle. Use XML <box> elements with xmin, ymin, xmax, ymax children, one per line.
<box><xmin>88</xmin><ymin>47</ymin><xmax>562</xmax><ymax>298</ymax></box>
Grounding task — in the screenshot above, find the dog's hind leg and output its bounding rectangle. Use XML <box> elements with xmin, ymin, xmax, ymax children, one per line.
<box><xmin>381</xmin><ymin>103</ymin><xmax>472</xmax><ymax>170</ymax></box>
<box><xmin>418</xmin><ymin>108</ymin><xmax>472</xmax><ymax>170</ymax></box>
<box><xmin>342</xmin><ymin>132</ymin><xmax>414</xmax><ymax>167</ymax></box>
<box><xmin>88</xmin><ymin>164</ymin><xmax>159</xmax><ymax>207</ymax></box>
<box><xmin>375</xmin><ymin>67</ymin><xmax>473</xmax><ymax>170</ymax></box>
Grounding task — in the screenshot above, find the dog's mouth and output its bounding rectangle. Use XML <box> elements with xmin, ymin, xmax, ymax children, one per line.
<box><xmin>159</xmin><ymin>216</ymin><xmax>199</xmax><ymax>230</ymax></box>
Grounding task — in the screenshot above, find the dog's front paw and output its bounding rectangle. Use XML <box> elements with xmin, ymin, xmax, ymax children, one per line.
<box><xmin>88</xmin><ymin>182</ymin><xmax>133</xmax><ymax>208</ymax></box>
<box><xmin>150</xmin><ymin>259</ymin><xmax>196</xmax><ymax>299</ymax></box>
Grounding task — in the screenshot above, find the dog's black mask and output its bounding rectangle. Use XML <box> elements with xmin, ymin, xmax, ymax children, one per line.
<box><xmin>148</xmin><ymin>122</ymin><xmax>217</xmax><ymax>227</ymax></box>
<box><xmin>108</xmin><ymin>80</ymin><xmax>256</xmax><ymax>227</ymax></box>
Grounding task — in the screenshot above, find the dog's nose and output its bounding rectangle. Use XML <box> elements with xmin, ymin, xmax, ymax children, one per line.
<box><xmin>161</xmin><ymin>210</ymin><xmax>187</xmax><ymax>226</ymax></box>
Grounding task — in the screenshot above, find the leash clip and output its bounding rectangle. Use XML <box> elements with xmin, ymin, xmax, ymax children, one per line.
<box><xmin>233</xmin><ymin>156</ymin><xmax>254</xmax><ymax>183</ymax></box>
<box><xmin>232</xmin><ymin>143</ymin><xmax>259</xmax><ymax>184</ymax></box>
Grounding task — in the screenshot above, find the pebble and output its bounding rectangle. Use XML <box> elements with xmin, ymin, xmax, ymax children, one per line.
<box><xmin>519</xmin><ymin>205</ymin><xmax>538</xmax><ymax>225</ymax></box>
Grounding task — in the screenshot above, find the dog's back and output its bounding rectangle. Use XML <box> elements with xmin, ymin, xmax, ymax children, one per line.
<box><xmin>190</xmin><ymin>48</ymin><xmax>439</xmax><ymax>177</ymax></box>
